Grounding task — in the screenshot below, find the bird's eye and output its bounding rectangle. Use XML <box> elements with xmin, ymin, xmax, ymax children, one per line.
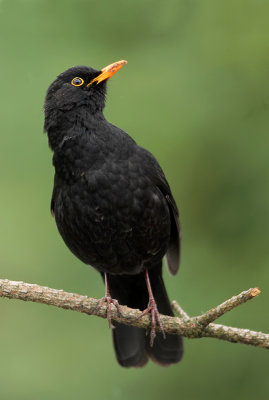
<box><xmin>71</xmin><ymin>77</ymin><xmax>84</xmax><ymax>87</ymax></box>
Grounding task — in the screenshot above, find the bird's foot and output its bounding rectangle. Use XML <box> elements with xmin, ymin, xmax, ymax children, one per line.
<box><xmin>98</xmin><ymin>296</ymin><xmax>121</xmax><ymax>329</ymax></box>
<box><xmin>137</xmin><ymin>298</ymin><xmax>166</xmax><ymax>347</ymax></box>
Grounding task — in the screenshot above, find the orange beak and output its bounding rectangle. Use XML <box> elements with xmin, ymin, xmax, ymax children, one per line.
<box><xmin>87</xmin><ymin>60</ymin><xmax>127</xmax><ymax>87</ymax></box>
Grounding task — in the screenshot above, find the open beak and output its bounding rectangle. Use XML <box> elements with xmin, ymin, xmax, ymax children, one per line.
<box><xmin>87</xmin><ymin>60</ymin><xmax>127</xmax><ymax>87</ymax></box>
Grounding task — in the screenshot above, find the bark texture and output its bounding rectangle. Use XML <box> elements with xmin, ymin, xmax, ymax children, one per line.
<box><xmin>0</xmin><ymin>279</ymin><xmax>267</xmax><ymax>348</ymax></box>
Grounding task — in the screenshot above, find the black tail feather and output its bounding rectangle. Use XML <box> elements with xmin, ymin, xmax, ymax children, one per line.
<box><xmin>106</xmin><ymin>263</ymin><xmax>183</xmax><ymax>368</ymax></box>
<box><xmin>106</xmin><ymin>272</ymin><xmax>149</xmax><ymax>367</ymax></box>
<box><xmin>146</xmin><ymin>266</ymin><xmax>183</xmax><ymax>365</ymax></box>
<box><xmin>113</xmin><ymin>324</ymin><xmax>148</xmax><ymax>367</ymax></box>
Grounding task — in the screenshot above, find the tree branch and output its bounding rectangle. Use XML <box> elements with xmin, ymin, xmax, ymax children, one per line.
<box><xmin>0</xmin><ymin>279</ymin><xmax>268</xmax><ymax>348</ymax></box>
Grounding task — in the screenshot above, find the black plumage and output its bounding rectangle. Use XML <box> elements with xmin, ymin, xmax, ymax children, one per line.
<box><xmin>44</xmin><ymin>60</ymin><xmax>183</xmax><ymax>367</ymax></box>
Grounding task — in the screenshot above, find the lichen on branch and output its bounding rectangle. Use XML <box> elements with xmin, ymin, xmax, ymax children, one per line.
<box><xmin>0</xmin><ymin>279</ymin><xmax>268</xmax><ymax>349</ymax></box>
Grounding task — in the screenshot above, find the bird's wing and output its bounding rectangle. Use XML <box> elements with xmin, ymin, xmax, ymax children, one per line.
<box><xmin>164</xmin><ymin>192</ymin><xmax>181</xmax><ymax>275</ymax></box>
<box><xmin>141</xmin><ymin>148</ymin><xmax>181</xmax><ymax>275</ymax></box>
<box><xmin>50</xmin><ymin>197</ymin><xmax>55</xmax><ymax>217</ymax></box>
<box><xmin>50</xmin><ymin>175</ymin><xmax>59</xmax><ymax>218</ymax></box>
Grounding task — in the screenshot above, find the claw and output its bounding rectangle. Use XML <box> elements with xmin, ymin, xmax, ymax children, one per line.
<box><xmin>98</xmin><ymin>295</ymin><xmax>121</xmax><ymax>328</ymax></box>
<box><xmin>137</xmin><ymin>297</ymin><xmax>166</xmax><ymax>346</ymax></box>
<box><xmin>99</xmin><ymin>273</ymin><xmax>121</xmax><ymax>328</ymax></box>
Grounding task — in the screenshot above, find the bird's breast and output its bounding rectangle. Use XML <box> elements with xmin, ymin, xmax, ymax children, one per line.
<box><xmin>51</xmin><ymin>135</ymin><xmax>171</xmax><ymax>273</ymax></box>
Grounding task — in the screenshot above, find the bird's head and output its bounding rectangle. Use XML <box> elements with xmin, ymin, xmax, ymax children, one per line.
<box><xmin>44</xmin><ymin>60</ymin><xmax>127</xmax><ymax>128</ymax></box>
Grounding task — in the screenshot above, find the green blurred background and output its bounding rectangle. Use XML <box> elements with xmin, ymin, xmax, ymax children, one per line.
<box><xmin>0</xmin><ymin>0</ymin><xmax>268</xmax><ymax>399</ymax></box>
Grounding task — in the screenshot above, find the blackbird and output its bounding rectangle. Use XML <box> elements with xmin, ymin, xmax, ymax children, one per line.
<box><xmin>44</xmin><ymin>60</ymin><xmax>183</xmax><ymax>367</ymax></box>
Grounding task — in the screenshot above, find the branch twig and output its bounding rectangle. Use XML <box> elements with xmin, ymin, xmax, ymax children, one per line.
<box><xmin>192</xmin><ymin>288</ymin><xmax>261</xmax><ymax>327</ymax></box>
<box><xmin>0</xmin><ymin>279</ymin><xmax>267</xmax><ymax>348</ymax></box>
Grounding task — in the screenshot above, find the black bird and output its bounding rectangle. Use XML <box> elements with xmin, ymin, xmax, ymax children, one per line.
<box><xmin>44</xmin><ymin>60</ymin><xmax>183</xmax><ymax>367</ymax></box>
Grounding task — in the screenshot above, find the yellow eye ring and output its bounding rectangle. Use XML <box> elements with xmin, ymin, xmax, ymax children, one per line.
<box><xmin>71</xmin><ymin>77</ymin><xmax>84</xmax><ymax>87</ymax></box>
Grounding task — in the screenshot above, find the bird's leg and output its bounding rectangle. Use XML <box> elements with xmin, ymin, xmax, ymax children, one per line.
<box><xmin>98</xmin><ymin>273</ymin><xmax>121</xmax><ymax>329</ymax></box>
<box><xmin>137</xmin><ymin>268</ymin><xmax>166</xmax><ymax>347</ymax></box>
